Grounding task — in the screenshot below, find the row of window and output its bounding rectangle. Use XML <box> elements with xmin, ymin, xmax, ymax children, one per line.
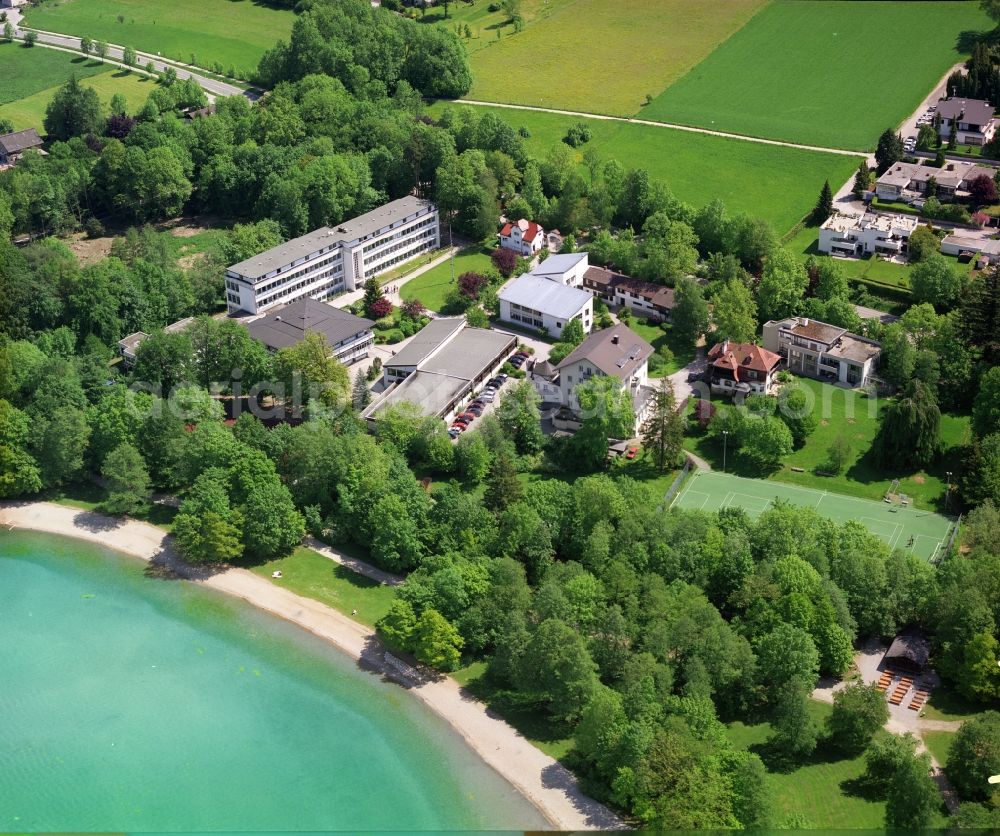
<box><xmin>509</xmin><ymin>301</ymin><xmax>543</xmax><ymax>318</ymax></box>
<box><xmin>360</xmin><ymin>215</ymin><xmax>437</xmax><ymax>255</ymax></box>
<box><xmin>254</xmin><ymin>253</ymin><xmax>344</xmax><ymax>297</ymax></box>
<box><xmin>258</xmin><ymin>270</ymin><xmax>345</xmax><ymax>310</ymax></box>
<box><xmin>365</xmin><ymin>237</ymin><xmax>436</xmax><ymax>278</ymax></box>
<box><xmin>509</xmin><ymin>311</ymin><xmax>543</xmax><ymax>328</ymax></box>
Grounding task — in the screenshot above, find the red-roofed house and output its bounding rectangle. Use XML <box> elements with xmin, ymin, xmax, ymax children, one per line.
<box><xmin>499</xmin><ymin>218</ymin><xmax>545</xmax><ymax>256</ymax></box>
<box><xmin>707</xmin><ymin>340</ymin><xmax>782</xmax><ymax>396</ymax></box>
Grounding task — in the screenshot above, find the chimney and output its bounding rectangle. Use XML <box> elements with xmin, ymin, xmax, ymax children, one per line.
<box><xmin>801</xmin><ymin>317</ymin><xmax>809</xmax><ymax>326</ymax></box>
<box><xmin>947</xmin><ymin>164</ymin><xmax>954</xmax><ymax>171</ymax></box>
<box><xmin>611</xmin><ymin>334</ymin><xmax>620</xmax><ymax>345</ymax></box>
<box><xmin>721</xmin><ymin>339</ymin><xmax>729</xmax><ymax>355</ymax></box>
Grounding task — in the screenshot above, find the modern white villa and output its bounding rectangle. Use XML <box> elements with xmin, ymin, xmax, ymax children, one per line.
<box><xmin>225</xmin><ymin>196</ymin><xmax>439</xmax><ymax>315</ymax></box>
<box><xmin>818</xmin><ymin>212</ymin><xmax>918</xmax><ymax>258</ymax></box>
<box><xmin>875</xmin><ymin>160</ymin><xmax>994</xmax><ymax>204</ymax></box>
<box><xmin>763</xmin><ymin>317</ymin><xmax>881</xmax><ymax>388</ymax></box>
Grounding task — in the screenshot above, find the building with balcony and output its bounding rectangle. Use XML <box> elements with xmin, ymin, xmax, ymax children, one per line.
<box><xmin>875</xmin><ymin>160</ymin><xmax>995</xmax><ymax>204</ymax></box>
<box><xmin>498</xmin><ymin>272</ymin><xmax>593</xmax><ymax>338</ymax></box>
<box><xmin>582</xmin><ymin>265</ymin><xmax>676</xmax><ymax>321</ymax></box>
<box><xmin>555</xmin><ymin>323</ymin><xmax>655</xmax><ymax>433</ymax></box>
<box><xmin>763</xmin><ymin>316</ymin><xmax>881</xmax><ymax>387</ymax></box>
<box><xmin>225</xmin><ymin>196</ymin><xmax>439</xmax><ymax>315</ymax></box>
<box><xmin>364</xmin><ymin>317</ymin><xmax>517</xmax><ymax>423</ymax></box>
<box><xmin>818</xmin><ymin>212</ymin><xmax>919</xmax><ymax>258</ymax></box>
<box><xmin>936</xmin><ymin>97</ymin><xmax>997</xmax><ymax>146</ymax></box>
<box><xmin>707</xmin><ymin>341</ymin><xmax>782</xmax><ymax>396</ymax></box>
<box><xmin>244</xmin><ymin>297</ymin><xmax>375</xmax><ymax>365</ymax></box>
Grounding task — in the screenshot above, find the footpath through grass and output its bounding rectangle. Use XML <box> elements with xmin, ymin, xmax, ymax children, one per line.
<box><xmin>24</xmin><ymin>0</ymin><xmax>293</xmax><ymax>75</ymax></box>
<box><xmin>464</xmin><ymin>0</ymin><xmax>766</xmax><ymax>117</ymax></box>
<box><xmin>430</xmin><ymin>102</ymin><xmax>861</xmax><ymax>235</ymax></box>
<box><xmin>400</xmin><ymin>244</ymin><xmax>493</xmax><ymax>312</ymax></box>
<box><xmin>644</xmin><ymin>0</ymin><xmax>991</xmax><ymax>150</ymax></box>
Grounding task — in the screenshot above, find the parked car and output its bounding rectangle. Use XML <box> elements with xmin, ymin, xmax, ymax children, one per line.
<box><xmin>481</xmin><ymin>393</ymin><xmax>495</xmax><ymax>403</ymax></box>
<box><xmin>625</xmin><ymin>447</ymin><xmax>638</xmax><ymax>460</ymax></box>
<box><xmin>509</xmin><ymin>357</ymin><xmax>525</xmax><ymax>368</ymax></box>
<box><xmin>687</xmin><ymin>370</ymin><xmax>702</xmax><ymax>383</ymax></box>
<box><xmin>457</xmin><ymin>412</ymin><xmax>476</xmax><ymax>422</ymax></box>
<box><xmin>448</xmin><ymin>428</ymin><xmax>461</xmax><ymax>439</ymax></box>
<box><xmin>496</xmin><ymin>373</ymin><xmax>508</xmax><ymax>382</ymax></box>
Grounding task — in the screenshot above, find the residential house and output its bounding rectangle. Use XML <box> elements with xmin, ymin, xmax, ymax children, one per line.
<box><xmin>763</xmin><ymin>316</ymin><xmax>881</xmax><ymax>387</ymax></box>
<box><xmin>555</xmin><ymin>323</ymin><xmax>655</xmax><ymax>433</ymax></box>
<box><xmin>225</xmin><ymin>196</ymin><xmax>439</xmax><ymax>315</ymax></box>
<box><xmin>936</xmin><ymin>97</ymin><xmax>997</xmax><ymax>147</ymax></box>
<box><xmin>940</xmin><ymin>234</ymin><xmax>1000</xmax><ymax>265</ymax></box>
<box><xmin>875</xmin><ymin>159</ymin><xmax>995</xmax><ymax>204</ymax></box>
<box><xmin>245</xmin><ymin>296</ymin><xmax>375</xmax><ymax>365</ymax></box>
<box><xmin>707</xmin><ymin>341</ymin><xmax>781</xmax><ymax>396</ymax></box>
<box><xmin>818</xmin><ymin>212</ymin><xmax>918</xmax><ymax>258</ymax></box>
<box><xmin>582</xmin><ymin>265</ymin><xmax>676</xmax><ymax>321</ymax></box>
<box><xmin>498</xmin><ymin>272</ymin><xmax>593</xmax><ymax>338</ymax></box>
<box><xmin>498</xmin><ymin>218</ymin><xmax>545</xmax><ymax>257</ymax></box>
<box><xmin>117</xmin><ymin>317</ymin><xmax>195</xmax><ymax>369</ymax></box>
<box><xmin>0</xmin><ymin>128</ymin><xmax>43</xmax><ymax>167</ymax></box>
<box><xmin>364</xmin><ymin>317</ymin><xmax>516</xmax><ymax>422</ymax></box>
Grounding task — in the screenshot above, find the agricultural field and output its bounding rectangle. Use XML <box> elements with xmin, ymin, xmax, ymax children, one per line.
<box><xmin>0</xmin><ymin>66</ymin><xmax>157</xmax><ymax>131</ymax></box>
<box><xmin>0</xmin><ymin>41</ymin><xmax>107</xmax><ymax>106</ymax></box>
<box><xmin>431</xmin><ymin>102</ymin><xmax>863</xmax><ymax>235</ymax></box>
<box><xmin>686</xmin><ymin>378</ymin><xmax>971</xmax><ymax>510</ymax></box>
<box><xmin>23</xmin><ymin>0</ymin><xmax>293</xmax><ymax>75</ymax></box>
<box><xmin>643</xmin><ymin>0</ymin><xmax>991</xmax><ymax>151</ymax></box>
<box><xmin>460</xmin><ymin>0</ymin><xmax>766</xmax><ymax>116</ymax></box>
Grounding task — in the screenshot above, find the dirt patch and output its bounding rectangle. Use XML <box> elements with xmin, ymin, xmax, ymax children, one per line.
<box><xmin>65</xmin><ymin>232</ymin><xmax>114</xmax><ymax>267</ymax></box>
<box><xmin>160</xmin><ymin>214</ymin><xmax>227</xmax><ymax>238</ymax></box>
<box><xmin>178</xmin><ymin>253</ymin><xmax>208</xmax><ymax>270</ymax></box>
<box><xmin>820</xmin><ymin>419</ymin><xmax>829</xmax><ymax>426</ymax></box>
<box><xmin>847</xmin><ymin>418</ymin><xmax>856</xmax><ymax>424</ymax></box>
<box><xmin>911</xmin><ymin>475</ymin><xmax>926</xmax><ymax>484</ymax></box>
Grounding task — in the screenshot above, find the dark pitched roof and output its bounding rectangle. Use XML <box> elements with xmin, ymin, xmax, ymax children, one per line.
<box><xmin>0</xmin><ymin>128</ymin><xmax>42</xmax><ymax>155</ymax></box>
<box><xmin>555</xmin><ymin>323</ymin><xmax>653</xmax><ymax>380</ymax></box>
<box><xmin>245</xmin><ymin>297</ymin><xmax>373</xmax><ymax>351</ymax></box>
<box><xmin>884</xmin><ymin>632</ymin><xmax>931</xmax><ymax>671</ymax></box>
<box><xmin>937</xmin><ymin>97</ymin><xmax>994</xmax><ymax>126</ymax></box>
<box><xmin>583</xmin><ymin>266</ymin><xmax>676</xmax><ymax>309</ymax></box>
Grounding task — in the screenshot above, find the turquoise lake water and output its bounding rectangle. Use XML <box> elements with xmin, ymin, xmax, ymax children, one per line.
<box><xmin>0</xmin><ymin>530</ymin><xmax>546</xmax><ymax>832</ymax></box>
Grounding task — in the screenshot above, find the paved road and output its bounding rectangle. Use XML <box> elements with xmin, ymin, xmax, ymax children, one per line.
<box><xmin>458</xmin><ymin>99</ymin><xmax>865</xmax><ymax>158</ymax></box>
<box><xmin>9</xmin><ymin>7</ymin><xmax>256</xmax><ymax>101</ymax></box>
<box><xmin>896</xmin><ymin>62</ymin><xmax>964</xmax><ymax>143</ymax></box>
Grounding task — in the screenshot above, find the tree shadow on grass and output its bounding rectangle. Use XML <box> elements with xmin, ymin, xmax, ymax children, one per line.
<box><xmin>751</xmin><ymin>735</ymin><xmax>852</xmax><ymax>775</ymax></box>
<box><xmin>957</xmin><ymin>28</ymin><xmax>1000</xmax><ymax>54</ymax></box>
<box><xmin>841</xmin><ymin>774</ymin><xmax>884</xmax><ymax>802</ymax></box>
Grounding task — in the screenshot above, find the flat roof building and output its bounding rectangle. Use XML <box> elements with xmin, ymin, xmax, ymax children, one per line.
<box><xmin>225</xmin><ymin>196</ymin><xmax>439</xmax><ymax>315</ymax></box>
<box><xmin>498</xmin><ymin>272</ymin><xmax>593</xmax><ymax>339</ymax></box>
<box><xmin>245</xmin><ymin>297</ymin><xmax>375</xmax><ymax>365</ymax></box>
<box><xmin>818</xmin><ymin>212</ymin><xmax>918</xmax><ymax>258</ymax></box>
<box><xmin>365</xmin><ymin>318</ymin><xmax>517</xmax><ymax>423</ymax></box>
<box><xmin>763</xmin><ymin>316</ymin><xmax>881</xmax><ymax>387</ymax></box>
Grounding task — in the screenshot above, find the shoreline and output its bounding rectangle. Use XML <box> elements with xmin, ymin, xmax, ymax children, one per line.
<box><xmin>0</xmin><ymin>500</ymin><xmax>623</xmax><ymax>832</ymax></box>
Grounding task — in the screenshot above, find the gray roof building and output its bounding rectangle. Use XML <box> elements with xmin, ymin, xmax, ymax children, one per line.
<box><xmin>0</xmin><ymin>128</ymin><xmax>42</xmax><ymax>161</ymax></box>
<box><xmin>228</xmin><ymin>196</ymin><xmax>434</xmax><ymax>281</ymax></box>
<box><xmin>936</xmin><ymin>97</ymin><xmax>994</xmax><ymax>126</ymax></box>
<box><xmin>499</xmin><ymin>273</ymin><xmax>593</xmax><ymax>320</ymax></box>
<box><xmin>246</xmin><ymin>297</ymin><xmax>374</xmax><ymax>351</ymax></box>
<box><xmin>555</xmin><ymin>323</ymin><xmax>653</xmax><ymax>380</ymax></box>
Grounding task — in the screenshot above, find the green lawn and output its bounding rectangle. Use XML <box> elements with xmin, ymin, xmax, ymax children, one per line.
<box><xmin>0</xmin><ymin>41</ymin><xmax>108</xmax><ymax>106</ymax></box>
<box><xmin>686</xmin><ymin>378</ymin><xmax>971</xmax><ymax>513</ymax></box>
<box><xmin>727</xmin><ymin>701</ymin><xmax>949</xmax><ymax>828</ymax></box>
<box><xmin>624</xmin><ymin>317</ymin><xmax>694</xmax><ymax>377</ymax></box>
<box><xmin>644</xmin><ymin>0</ymin><xmax>991</xmax><ymax>150</ymax></box>
<box><xmin>249</xmin><ymin>546</ymin><xmax>397</xmax><ymax>629</ymax></box>
<box><xmin>922</xmin><ymin>683</ymin><xmax>988</xmax><ymax>722</ymax></box>
<box><xmin>922</xmin><ymin>730</ymin><xmax>956</xmax><ymax>768</ymax></box>
<box><xmin>0</xmin><ymin>64</ymin><xmax>157</xmax><ymax>131</ymax></box>
<box><xmin>23</xmin><ymin>0</ymin><xmax>293</xmax><ymax>75</ymax></box>
<box><xmin>462</xmin><ymin>0</ymin><xmax>766</xmax><ymax>116</ymax></box>
<box><xmin>401</xmin><ymin>244</ymin><xmax>493</xmax><ymax>311</ymax></box>
<box><xmin>431</xmin><ymin>102</ymin><xmax>862</xmax><ymax>235</ymax></box>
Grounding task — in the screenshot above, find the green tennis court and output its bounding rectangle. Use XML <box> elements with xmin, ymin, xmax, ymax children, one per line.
<box><xmin>672</xmin><ymin>470</ymin><xmax>954</xmax><ymax>561</ymax></box>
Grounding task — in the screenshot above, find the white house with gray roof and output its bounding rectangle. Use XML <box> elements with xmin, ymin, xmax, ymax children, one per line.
<box><xmin>498</xmin><ymin>272</ymin><xmax>593</xmax><ymax>338</ymax></box>
<box><xmin>936</xmin><ymin>97</ymin><xmax>996</xmax><ymax>146</ymax></box>
<box><xmin>225</xmin><ymin>196</ymin><xmax>439</xmax><ymax>314</ymax></box>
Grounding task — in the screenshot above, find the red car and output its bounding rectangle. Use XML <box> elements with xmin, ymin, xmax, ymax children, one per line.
<box><xmin>457</xmin><ymin>412</ymin><xmax>476</xmax><ymax>422</ymax></box>
<box><xmin>625</xmin><ymin>447</ymin><xmax>638</xmax><ymax>460</ymax></box>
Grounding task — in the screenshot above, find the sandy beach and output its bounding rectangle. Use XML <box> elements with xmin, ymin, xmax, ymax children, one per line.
<box><xmin>0</xmin><ymin>501</ymin><xmax>623</xmax><ymax>832</ymax></box>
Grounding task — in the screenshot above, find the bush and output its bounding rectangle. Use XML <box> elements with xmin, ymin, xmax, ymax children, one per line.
<box><xmin>84</xmin><ymin>217</ymin><xmax>106</xmax><ymax>239</ymax></box>
<box><xmin>491</xmin><ymin>247</ymin><xmax>518</xmax><ymax>278</ymax></box>
<box><xmin>376</xmin><ymin>328</ymin><xmax>405</xmax><ymax>344</ymax></box>
<box><xmin>488</xmin><ymin>2</ymin><xmax>501</xmax><ymax>10</ymax></box>
<box><xmin>563</xmin><ymin>122</ymin><xmax>592</xmax><ymax>147</ymax></box>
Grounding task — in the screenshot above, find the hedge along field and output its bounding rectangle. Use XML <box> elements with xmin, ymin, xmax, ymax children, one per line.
<box><xmin>643</xmin><ymin>0</ymin><xmax>992</xmax><ymax>151</ymax></box>
<box><xmin>431</xmin><ymin>102</ymin><xmax>862</xmax><ymax>234</ymax></box>
<box><xmin>0</xmin><ymin>69</ymin><xmax>157</xmax><ymax>131</ymax></box>
<box><xmin>465</xmin><ymin>0</ymin><xmax>767</xmax><ymax>117</ymax></box>
<box><xmin>23</xmin><ymin>0</ymin><xmax>293</xmax><ymax>75</ymax></box>
<box><xmin>0</xmin><ymin>41</ymin><xmax>108</xmax><ymax>105</ymax></box>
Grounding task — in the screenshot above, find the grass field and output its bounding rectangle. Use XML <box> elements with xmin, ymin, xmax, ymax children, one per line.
<box><xmin>249</xmin><ymin>547</ymin><xmax>397</xmax><ymax>629</ymax></box>
<box><xmin>673</xmin><ymin>469</ymin><xmax>953</xmax><ymax>560</ymax></box>
<box><xmin>688</xmin><ymin>378</ymin><xmax>971</xmax><ymax>509</ymax></box>
<box><xmin>400</xmin><ymin>244</ymin><xmax>493</xmax><ymax>311</ymax></box>
<box><xmin>0</xmin><ymin>66</ymin><xmax>157</xmax><ymax>131</ymax></box>
<box><xmin>644</xmin><ymin>0</ymin><xmax>991</xmax><ymax>150</ymax></box>
<box><xmin>23</xmin><ymin>0</ymin><xmax>293</xmax><ymax>75</ymax></box>
<box><xmin>922</xmin><ymin>730</ymin><xmax>956</xmax><ymax>768</ymax></box>
<box><xmin>463</xmin><ymin>0</ymin><xmax>766</xmax><ymax>116</ymax></box>
<box><xmin>624</xmin><ymin>318</ymin><xmax>694</xmax><ymax>377</ymax></box>
<box><xmin>431</xmin><ymin>103</ymin><xmax>862</xmax><ymax>234</ymax></box>
<box><xmin>727</xmin><ymin>701</ymin><xmax>948</xmax><ymax>828</ymax></box>
<box><xmin>0</xmin><ymin>42</ymin><xmax>109</xmax><ymax>106</ymax></box>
